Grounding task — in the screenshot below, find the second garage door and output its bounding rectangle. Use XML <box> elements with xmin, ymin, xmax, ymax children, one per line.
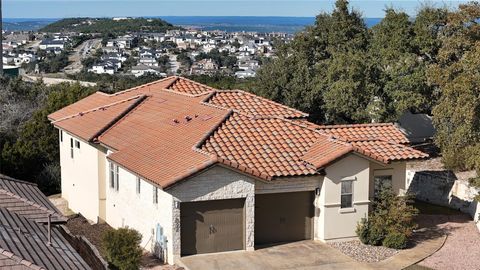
<box><xmin>255</xmin><ymin>191</ymin><xmax>314</xmax><ymax>245</ymax></box>
<box><xmin>181</xmin><ymin>198</ymin><xmax>245</xmax><ymax>256</ymax></box>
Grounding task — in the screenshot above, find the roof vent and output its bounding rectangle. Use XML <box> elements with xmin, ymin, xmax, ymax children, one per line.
<box><xmin>173</xmin><ymin>119</ymin><xmax>180</xmax><ymax>124</ymax></box>
<box><xmin>185</xmin><ymin>116</ymin><xmax>192</xmax><ymax>122</ymax></box>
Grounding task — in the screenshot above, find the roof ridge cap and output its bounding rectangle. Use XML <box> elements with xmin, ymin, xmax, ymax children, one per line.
<box><xmin>93</xmin><ymin>95</ymin><xmax>149</xmax><ymax>142</ymax></box>
<box><xmin>162</xmin><ymin>88</ymin><xmax>213</xmax><ymax>98</ymax></box>
<box><xmin>194</xmin><ymin>109</ymin><xmax>234</xmax><ymax>150</ymax></box>
<box><xmin>110</xmin><ymin>76</ymin><xmax>177</xmax><ymax>96</ymax></box>
<box><xmin>0</xmin><ymin>174</ymin><xmax>38</xmax><ymax>186</ymax></box>
<box><xmin>316</xmin><ymin>123</ymin><xmax>395</xmax><ymax>129</ymax></box>
<box><xmin>51</xmin><ymin>95</ymin><xmax>144</xmax><ymax>124</ymax></box>
<box><xmin>0</xmin><ymin>189</ymin><xmax>65</xmax><ymax>221</ymax></box>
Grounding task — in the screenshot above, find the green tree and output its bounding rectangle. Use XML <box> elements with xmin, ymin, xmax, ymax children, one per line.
<box><xmin>1</xmin><ymin>83</ymin><xmax>96</xmax><ymax>193</ymax></box>
<box><xmin>368</xmin><ymin>9</ymin><xmax>432</xmax><ymax>121</ymax></box>
<box><xmin>102</xmin><ymin>228</ymin><xmax>143</xmax><ymax>270</ymax></box>
<box><xmin>430</xmin><ymin>2</ymin><xmax>480</xmax><ymax>193</ymax></box>
<box><xmin>253</xmin><ymin>0</ymin><xmax>370</xmax><ymax>123</ymax></box>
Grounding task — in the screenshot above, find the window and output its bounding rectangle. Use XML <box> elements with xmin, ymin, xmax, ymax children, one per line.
<box><xmin>115</xmin><ymin>165</ymin><xmax>119</xmax><ymax>191</ymax></box>
<box><xmin>153</xmin><ymin>186</ymin><xmax>158</xmax><ymax>204</ymax></box>
<box><xmin>70</xmin><ymin>138</ymin><xmax>74</xmax><ymax>158</ymax></box>
<box><xmin>374</xmin><ymin>175</ymin><xmax>393</xmax><ymax>198</ymax></box>
<box><xmin>136</xmin><ymin>177</ymin><xmax>141</xmax><ymax>194</ymax></box>
<box><xmin>75</xmin><ymin>140</ymin><xmax>80</xmax><ymax>149</ymax></box>
<box><xmin>109</xmin><ymin>163</ymin><xmax>115</xmax><ymax>188</ymax></box>
<box><xmin>341</xmin><ymin>180</ymin><xmax>354</xmax><ymax>208</ymax></box>
<box><xmin>60</xmin><ymin>130</ymin><xmax>63</xmax><ymax>142</ymax></box>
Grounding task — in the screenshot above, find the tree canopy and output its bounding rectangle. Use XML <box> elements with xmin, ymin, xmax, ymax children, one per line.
<box><xmin>253</xmin><ymin>0</ymin><xmax>448</xmax><ymax>124</ymax></box>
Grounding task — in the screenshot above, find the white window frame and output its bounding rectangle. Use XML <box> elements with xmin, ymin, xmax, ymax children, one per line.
<box><xmin>109</xmin><ymin>163</ymin><xmax>115</xmax><ymax>189</ymax></box>
<box><xmin>340</xmin><ymin>179</ymin><xmax>354</xmax><ymax>209</ymax></box>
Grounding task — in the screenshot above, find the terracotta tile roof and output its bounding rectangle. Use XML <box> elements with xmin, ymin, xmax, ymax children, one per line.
<box><xmin>0</xmin><ymin>208</ymin><xmax>91</xmax><ymax>270</ymax></box>
<box><xmin>98</xmin><ymin>91</ymin><xmax>230</xmax><ymax>188</ymax></box>
<box><xmin>302</xmin><ymin>139</ymin><xmax>353</xmax><ymax>169</ymax></box>
<box><xmin>166</xmin><ymin>77</ymin><xmax>216</xmax><ymax>96</ymax></box>
<box><xmin>48</xmin><ymin>76</ymin><xmax>177</xmax><ymax>122</ymax></box>
<box><xmin>49</xmin><ymin>76</ymin><xmax>427</xmax><ymax>188</ymax></box>
<box><xmin>316</xmin><ymin>123</ymin><xmax>410</xmax><ymax>144</ymax></box>
<box><xmin>0</xmin><ymin>174</ymin><xmax>66</xmax><ymax>223</ymax></box>
<box><xmin>351</xmin><ymin>140</ymin><xmax>428</xmax><ymax>163</ymax></box>
<box><xmin>51</xmin><ymin>96</ymin><xmax>145</xmax><ymax>141</ymax></box>
<box><xmin>204</xmin><ymin>90</ymin><xmax>309</xmax><ymax>119</ymax></box>
<box><xmin>201</xmin><ymin>113</ymin><xmax>344</xmax><ymax>179</ymax></box>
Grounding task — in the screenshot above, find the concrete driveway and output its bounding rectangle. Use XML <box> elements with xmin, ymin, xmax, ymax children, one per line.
<box><xmin>178</xmin><ymin>240</ymin><xmax>372</xmax><ymax>270</ymax></box>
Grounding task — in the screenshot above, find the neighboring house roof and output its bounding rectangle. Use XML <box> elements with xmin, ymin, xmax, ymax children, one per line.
<box><xmin>397</xmin><ymin>111</ymin><xmax>436</xmax><ymax>143</ymax></box>
<box><xmin>204</xmin><ymin>90</ymin><xmax>308</xmax><ymax>119</ymax></box>
<box><xmin>0</xmin><ymin>174</ymin><xmax>66</xmax><ymax>223</ymax></box>
<box><xmin>0</xmin><ymin>208</ymin><xmax>91</xmax><ymax>270</ymax></box>
<box><xmin>48</xmin><ymin>76</ymin><xmax>428</xmax><ymax>189</ymax></box>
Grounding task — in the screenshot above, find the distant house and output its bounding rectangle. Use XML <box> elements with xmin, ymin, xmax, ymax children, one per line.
<box><xmin>235</xmin><ymin>68</ymin><xmax>256</xmax><ymax>78</ymax></box>
<box><xmin>139</xmin><ymin>56</ymin><xmax>158</xmax><ymax>67</ymax></box>
<box><xmin>49</xmin><ymin>77</ymin><xmax>427</xmax><ymax>265</ymax></box>
<box><xmin>88</xmin><ymin>61</ymin><xmax>117</xmax><ymax>74</ymax></box>
<box><xmin>39</xmin><ymin>39</ymin><xmax>65</xmax><ymax>50</ymax></box>
<box><xmin>238</xmin><ymin>59</ymin><xmax>259</xmax><ymax>71</ymax></box>
<box><xmin>131</xmin><ymin>64</ymin><xmax>165</xmax><ymax>77</ymax></box>
<box><xmin>0</xmin><ymin>174</ymin><xmax>106</xmax><ymax>270</ymax></box>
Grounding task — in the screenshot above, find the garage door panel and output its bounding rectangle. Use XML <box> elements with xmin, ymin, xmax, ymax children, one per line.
<box><xmin>181</xmin><ymin>199</ymin><xmax>245</xmax><ymax>256</ymax></box>
<box><xmin>255</xmin><ymin>191</ymin><xmax>314</xmax><ymax>245</ymax></box>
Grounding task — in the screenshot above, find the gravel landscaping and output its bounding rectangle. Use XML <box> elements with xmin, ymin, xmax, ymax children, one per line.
<box><xmin>417</xmin><ymin>214</ymin><xmax>480</xmax><ymax>270</ymax></box>
<box><xmin>328</xmin><ymin>240</ymin><xmax>399</xmax><ymax>262</ymax></box>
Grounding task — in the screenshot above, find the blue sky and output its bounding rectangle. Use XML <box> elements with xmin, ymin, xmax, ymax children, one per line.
<box><xmin>3</xmin><ymin>0</ymin><xmax>469</xmax><ymax>18</ymax></box>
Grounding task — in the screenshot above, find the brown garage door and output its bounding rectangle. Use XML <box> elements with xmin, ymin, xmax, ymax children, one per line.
<box><xmin>255</xmin><ymin>191</ymin><xmax>314</xmax><ymax>245</ymax></box>
<box><xmin>181</xmin><ymin>198</ymin><xmax>245</xmax><ymax>256</ymax></box>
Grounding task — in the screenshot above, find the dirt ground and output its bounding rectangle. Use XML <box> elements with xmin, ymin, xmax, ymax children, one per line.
<box><xmin>65</xmin><ymin>215</ymin><xmax>112</xmax><ymax>258</ymax></box>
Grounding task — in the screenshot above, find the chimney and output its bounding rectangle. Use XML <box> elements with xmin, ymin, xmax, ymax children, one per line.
<box><xmin>47</xmin><ymin>214</ymin><xmax>52</xmax><ymax>246</ymax></box>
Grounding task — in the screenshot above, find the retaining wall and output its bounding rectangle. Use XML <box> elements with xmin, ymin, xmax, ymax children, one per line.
<box><xmin>407</xmin><ymin>170</ymin><xmax>480</xmax><ymax>232</ymax></box>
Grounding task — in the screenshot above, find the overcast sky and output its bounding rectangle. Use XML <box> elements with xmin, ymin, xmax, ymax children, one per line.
<box><xmin>3</xmin><ymin>0</ymin><xmax>469</xmax><ymax>18</ymax></box>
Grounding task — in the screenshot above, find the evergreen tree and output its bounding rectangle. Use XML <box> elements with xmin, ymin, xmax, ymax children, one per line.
<box><xmin>431</xmin><ymin>2</ymin><xmax>480</xmax><ymax>191</ymax></box>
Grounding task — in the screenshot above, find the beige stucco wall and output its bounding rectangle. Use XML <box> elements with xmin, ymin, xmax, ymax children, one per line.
<box><xmin>318</xmin><ymin>154</ymin><xmax>371</xmax><ymax>241</ymax></box>
<box><xmin>369</xmin><ymin>161</ymin><xmax>407</xmax><ymax>200</ymax></box>
<box><xmin>104</xmin><ymin>162</ymin><xmax>175</xmax><ymax>264</ymax></box>
<box><xmin>59</xmin><ymin>130</ymin><xmax>101</xmax><ymax>223</ymax></box>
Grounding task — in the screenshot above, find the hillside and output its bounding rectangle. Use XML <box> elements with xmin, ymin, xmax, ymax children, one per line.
<box><xmin>39</xmin><ymin>17</ymin><xmax>180</xmax><ymax>33</ymax></box>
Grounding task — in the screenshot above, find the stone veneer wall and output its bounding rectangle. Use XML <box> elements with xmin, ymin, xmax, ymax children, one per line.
<box><xmin>167</xmin><ymin>165</ymin><xmax>256</xmax><ymax>262</ymax></box>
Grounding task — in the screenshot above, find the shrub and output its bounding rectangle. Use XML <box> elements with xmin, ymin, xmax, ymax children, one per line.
<box><xmin>102</xmin><ymin>227</ymin><xmax>143</xmax><ymax>270</ymax></box>
<box><xmin>356</xmin><ymin>188</ymin><xmax>418</xmax><ymax>249</ymax></box>
<box><xmin>383</xmin><ymin>232</ymin><xmax>408</xmax><ymax>249</ymax></box>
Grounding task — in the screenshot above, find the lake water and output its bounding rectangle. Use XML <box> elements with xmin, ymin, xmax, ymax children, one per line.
<box><xmin>3</xmin><ymin>17</ymin><xmax>382</xmax><ymax>33</ymax></box>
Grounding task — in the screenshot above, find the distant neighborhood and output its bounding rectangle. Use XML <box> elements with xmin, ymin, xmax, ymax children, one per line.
<box><xmin>2</xmin><ymin>17</ymin><xmax>291</xmax><ymax>80</ymax></box>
